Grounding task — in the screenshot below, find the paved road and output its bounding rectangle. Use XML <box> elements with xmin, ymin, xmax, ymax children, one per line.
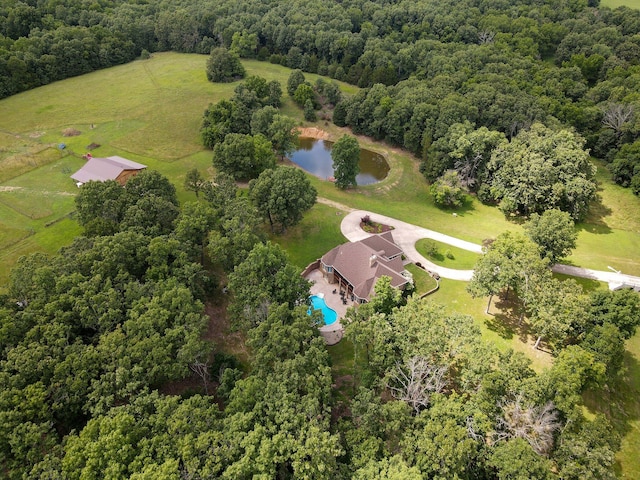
<box><xmin>340</xmin><ymin>209</ymin><xmax>640</xmax><ymax>289</ymax></box>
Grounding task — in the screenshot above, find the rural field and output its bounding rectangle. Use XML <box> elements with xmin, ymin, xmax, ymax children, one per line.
<box><xmin>1</xmin><ymin>52</ymin><xmax>639</xmax><ymax>476</ymax></box>
<box><xmin>601</xmin><ymin>0</ymin><xmax>640</xmax><ymax>9</ymax></box>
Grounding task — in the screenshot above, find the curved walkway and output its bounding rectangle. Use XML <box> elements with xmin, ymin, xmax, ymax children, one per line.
<box><xmin>340</xmin><ymin>209</ymin><xmax>640</xmax><ymax>289</ymax></box>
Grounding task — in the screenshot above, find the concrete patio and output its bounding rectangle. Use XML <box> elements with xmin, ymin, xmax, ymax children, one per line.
<box><xmin>306</xmin><ymin>268</ymin><xmax>356</xmax><ymax>345</ymax></box>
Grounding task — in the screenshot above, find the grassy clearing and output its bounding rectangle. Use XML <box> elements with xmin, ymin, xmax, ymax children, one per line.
<box><xmin>428</xmin><ymin>279</ymin><xmax>553</xmax><ymax>372</ymax></box>
<box><xmin>601</xmin><ymin>0</ymin><xmax>640</xmax><ymax>9</ymax></box>
<box><xmin>270</xmin><ymin>203</ymin><xmax>346</xmax><ymax>269</ymax></box>
<box><xmin>415</xmin><ymin>238</ymin><xmax>481</xmax><ymax>270</ymax></box>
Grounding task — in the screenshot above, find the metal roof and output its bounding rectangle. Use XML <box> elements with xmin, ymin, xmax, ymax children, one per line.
<box><xmin>71</xmin><ymin>156</ymin><xmax>146</xmax><ymax>184</ymax></box>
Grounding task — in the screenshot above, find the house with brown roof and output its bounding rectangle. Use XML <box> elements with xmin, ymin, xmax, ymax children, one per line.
<box><xmin>71</xmin><ymin>155</ymin><xmax>146</xmax><ymax>186</ymax></box>
<box><xmin>320</xmin><ymin>232</ymin><xmax>411</xmax><ymax>303</ymax></box>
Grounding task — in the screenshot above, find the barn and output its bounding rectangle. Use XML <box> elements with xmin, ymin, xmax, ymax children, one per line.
<box><xmin>71</xmin><ymin>155</ymin><xmax>146</xmax><ymax>186</ymax></box>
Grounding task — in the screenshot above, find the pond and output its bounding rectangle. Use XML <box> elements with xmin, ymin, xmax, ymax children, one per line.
<box><xmin>289</xmin><ymin>137</ymin><xmax>389</xmax><ymax>185</ymax></box>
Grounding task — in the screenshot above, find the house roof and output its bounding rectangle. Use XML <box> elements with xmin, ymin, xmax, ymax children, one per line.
<box><xmin>71</xmin><ymin>156</ymin><xmax>146</xmax><ymax>184</ymax></box>
<box><xmin>321</xmin><ymin>233</ymin><xmax>409</xmax><ymax>301</ymax></box>
<box><xmin>360</xmin><ymin>231</ymin><xmax>403</xmax><ymax>258</ymax></box>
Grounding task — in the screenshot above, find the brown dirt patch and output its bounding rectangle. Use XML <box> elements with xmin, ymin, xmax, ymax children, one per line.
<box><xmin>297</xmin><ymin>127</ymin><xmax>330</xmax><ymax>140</ymax></box>
<box><xmin>204</xmin><ymin>298</ymin><xmax>250</xmax><ymax>363</ymax></box>
<box><xmin>62</xmin><ymin>128</ymin><xmax>81</xmax><ymax>137</ymax></box>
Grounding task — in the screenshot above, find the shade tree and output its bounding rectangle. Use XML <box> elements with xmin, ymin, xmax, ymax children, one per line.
<box><xmin>227</xmin><ymin>241</ymin><xmax>311</xmax><ymax>329</ymax></box>
<box><xmin>331</xmin><ymin>134</ymin><xmax>360</xmax><ymax>189</ymax></box>
<box><xmin>430</xmin><ymin>170</ymin><xmax>465</xmax><ymax>208</ymax></box>
<box><xmin>248</xmin><ymin>166</ymin><xmax>317</xmax><ymax>232</ymax></box>
<box><xmin>526</xmin><ymin>277</ymin><xmax>589</xmax><ymax>351</ymax></box>
<box><xmin>206</xmin><ymin>47</ymin><xmax>245</xmax><ymax>83</ymax></box>
<box><xmin>267</xmin><ymin>114</ymin><xmax>298</xmax><ymax>160</ymax></box>
<box><xmin>212</xmin><ymin>133</ymin><xmax>276</xmax><ymax>180</ymax></box>
<box><xmin>486</xmin><ymin>123</ymin><xmax>596</xmax><ymax>220</ymax></box>
<box><xmin>524</xmin><ymin>209</ymin><xmax>577</xmax><ymax>264</ymax></box>
<box><xmin>467</xmin><ymin>231</ymin><xmax>549</xmax><ymax>314</ymax></box>
<box><xmin>184</xmin><ymin>168</ymin><xmax>206</xmax><ymax>197</ymax></box>
<box><xmin>287</xmin><ymin>69</ymin><xmax>306</xmax><ymax>97</ymax></box>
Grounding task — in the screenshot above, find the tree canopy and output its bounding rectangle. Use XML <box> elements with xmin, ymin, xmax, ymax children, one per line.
<box><xmin>524</xmin><ymin>209</ymin><xmax>578</xmax><ymax>264</ymax></box>
<box><xmin>486</xmin><ymin>123</ymin><xmax>596</xmax><ymax>220</ymax></box>
<box><xmin>331</xmin><ymin>134</ymin><xmax>360</xmax><ymax>189</ymax></box>
<box><xmin>249</xmin><ymin>166</ymin><xmax>317</xmax><ymax>232</ymax></box>
<box><xmin>206</xmin><ymin>47</ymin><xmax>245</xmax><ymax>83</ymax></box>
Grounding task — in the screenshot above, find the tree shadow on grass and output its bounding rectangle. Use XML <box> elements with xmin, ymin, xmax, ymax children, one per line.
<box><xmin>583</xmin><ymin>350</ymin><xmax>640</xmax><ymax>477</ymax></box>
<box><xmin>432</xmin><ymin>195</ymin><xmax>476</xmax><ymax>217</ymax></box>
<box><xmin>576</xmin><ymin>218</ymin><xmax>613</xmax><ymax>235</ymax></box>
<box><xmin>484</xmin><ymin>294</ymin><xmax>532</xmax><ymax>344</ymax></box>
<box><xmin>580</xmin><ymin>190</ymin><xmax>613</xmax><ymax>234</ymax></box>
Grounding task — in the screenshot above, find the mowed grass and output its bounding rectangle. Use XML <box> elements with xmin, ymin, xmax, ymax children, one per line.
<box><xmin>405</xmin><ymin>263</ymin><xmax>438</xmax><ymax>294</ymax></box>
<box><xmin>270</xmin><ymin>202</ymin><xmax>346</xmax><ymax>269</ymax></box>
<box><xmin>415</xmin><ymin>238</ymin><xmax>481</xmax><ymax>270</ymax></box>
<box><xmin>601</xmin><ymin>0</ymin><xmax>640</xmax><ymax>9</ymax></box>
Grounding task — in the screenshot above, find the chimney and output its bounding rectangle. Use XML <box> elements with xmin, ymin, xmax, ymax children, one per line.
<box><xmin>369</xmin><ymin>254</ymin><xmax>377</xmax><ymax>268</ymax></box>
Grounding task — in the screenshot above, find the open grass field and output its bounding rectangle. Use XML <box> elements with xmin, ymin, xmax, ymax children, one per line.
<box><xmin>601</xmin><ymin>0</ymin><xmax>640</xmax><ymax>9</ymax></box>
<box><xmin>1</xmin><ymin>52</ymin><xmax>640</xmax><ymax>475</ymax></box>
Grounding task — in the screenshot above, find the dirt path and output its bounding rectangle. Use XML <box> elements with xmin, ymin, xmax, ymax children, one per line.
<box><xmin>0</xmin><ymin>185</ymin><xmax>74</xmax><ymax>196</ymax></box>
<box><xmin>317</xmin><ymin>197</ymin><xmax>355</xmax><ymax>212</ymax></box>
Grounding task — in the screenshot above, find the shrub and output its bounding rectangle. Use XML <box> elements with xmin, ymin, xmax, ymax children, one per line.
<box><xmin>423</xmin><ymin>240</ymin><xmax>439</xmax><ymax>257</ymax></box>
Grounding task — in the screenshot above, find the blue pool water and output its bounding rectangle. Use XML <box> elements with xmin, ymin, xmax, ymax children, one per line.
<box><xmin>308</xmin><ymin>295</ymin><xmax>338</xmax><ymax>326</ymax></box>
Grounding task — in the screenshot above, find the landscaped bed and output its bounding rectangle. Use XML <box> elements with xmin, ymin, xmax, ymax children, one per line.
<box><xmin>360</xmin><ymin>214</ymin><xmax>393</xmax><ymax>234</ymax></box>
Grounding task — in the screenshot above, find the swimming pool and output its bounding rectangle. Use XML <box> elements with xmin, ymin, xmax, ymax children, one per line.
<box><xmin>308</xmin><ymin>294</ymin><xmax>338</xmax><ymax>326</ymax></box>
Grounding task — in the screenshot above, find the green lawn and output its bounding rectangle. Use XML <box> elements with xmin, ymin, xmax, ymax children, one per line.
<box><xmin>428</xmin><ymin>278</ymin><xmax>554</xmax><ymax>372</ymax></box>
<box><xmin>415</xmin><ymin>238</ymin><xmax>481</xmax><ymax>270</ymax></box>
<box><xmin>405</xmin><ymin>263</ymin><xmax>438</xmax><ymax>294</ymax></box>
<box><xmin>601</xmin><ymin>0</ymin><xmax>640</xmax><ymax>9</ymax></box>
<box><xmin>269</xmin><ymin>202</ymin><xmax>346</xmax><ymax>269</ymax></box>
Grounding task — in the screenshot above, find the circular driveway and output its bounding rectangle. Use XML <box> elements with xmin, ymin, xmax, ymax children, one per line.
<box><xmin>340</xmin><ymin>209</ymin><xmax>640</xmax><ymax>290</ymax></box>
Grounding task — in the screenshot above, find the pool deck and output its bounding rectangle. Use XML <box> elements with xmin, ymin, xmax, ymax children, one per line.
<box><xmin>306</xmin><ymin>269</ymin><xmax>356</xmax><ymax>345</ymax></box>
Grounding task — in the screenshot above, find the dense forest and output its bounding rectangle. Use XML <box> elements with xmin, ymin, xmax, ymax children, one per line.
<box><xmin>3</xmin><ymin>0</ymin><xmax>640</xmax><ymax>478</ymax></box>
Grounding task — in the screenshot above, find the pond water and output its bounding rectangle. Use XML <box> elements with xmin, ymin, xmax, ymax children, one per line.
<box><xmin>289</xmin><ymin>137</ymin><xmax>389</xmax><ymax>185</ymax></box>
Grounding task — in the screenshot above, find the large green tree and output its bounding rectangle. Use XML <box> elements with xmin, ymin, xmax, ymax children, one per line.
<box><xmin>227</xmin><ymin>242</ymin><xmax>311</xmax><ymax>329</ymax></box>
<box><xmin>486</xmin><ymin>123</ymin><xmax>596</xmax><ymax>220</ymax></box>
<box><xmin>467</xmin><ymin>231</ymin><xmax>549</xmax><ymax>314</ymax></box>
<box><xmin>206</xmin><ymin>47</ymin><xmax>245</xmax><ymax>83</ymax></box>
<box><xmin>249</xmin><ymin>166</ymin><xmax>317</xmax><ymax>232</ymax></box>
<box><xmin>331</xmin><ymin>134</ymin><xmax>360</xmax><ymax>189</ymax></box>
<box><xmin>212</xmin><ymin>133</ymin><xmax>276</xmax><ymax>180</ymax></box>
<box><xmin>524</xmin><ymin>208</ymin><xmax>577</xmax><ymax>264</ymax></box>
